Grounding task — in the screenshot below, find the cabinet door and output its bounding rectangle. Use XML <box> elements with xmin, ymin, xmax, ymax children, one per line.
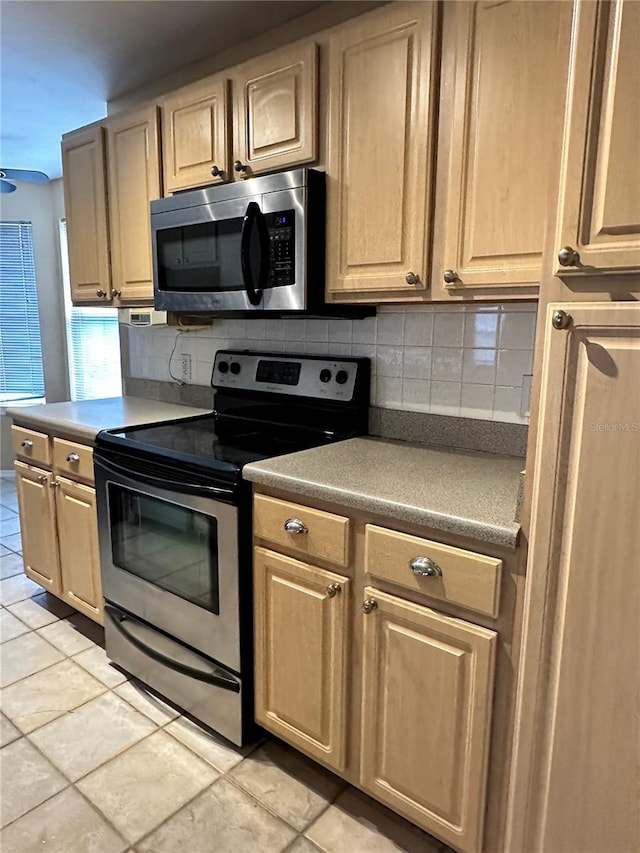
<box><xmin>507</xmin><ymin>303</ymin><xmax>640</xmax><ymax>853</ymax></box>
<box><xmin>326</xmin><ymin>3</ymin><xmax>439</xmax><ymax>299</ymax></box>
<box><xmin>554</xmin><ymin>0</ymin><xmax>640</xmax><ymax>275</ymax></box>
<box><xmin>61</xmin><ymin>124</ymin><xmax>112</xmax><ymax>304</ymax></box>
<box><xmin>55</xmin><ymin>476</ymin><xmax>103</xmax><ymax>624</ymax></box>
<box><xmin>233</xmin><ymin>41</ymin><xmax>317</xmax><ymax>177</ymax></box>
<box><xmin>233</xmin><ymin>42</ymin><xmax>318</xmax><ymax>177</ymax></box>
<box><xmin>162</xmin><ymin>75</ymin><xmax>230</xmax><ymax>193</ymax></box>
<box><xmin>434</xmin><ymin>0</ymin><xmax>572</xmax><ymax>295</ymax></box>
<box><xmin>13</xmin><ymin>462</ymin><xmax>60</xmax><ymax>594</ymax></box>
<box><xmin>360</xmin><ymin>586</ymin><xmax>496</xmax><ymax>853</ymax></box>
<box><xmin>107</xmin><ymin>104</ymin><xmax>161</xmax><ymax>304</ymax></box>
<box><xmin>253</xmin><ymin>547</ymin><xmax>349</xmax><ymax>771</ymax></box>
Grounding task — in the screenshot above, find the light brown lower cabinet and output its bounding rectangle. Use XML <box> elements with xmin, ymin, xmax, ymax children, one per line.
<box><xmin>55</xmin><ymin>476</ymin><xmax>102</xmax><ymax>622</ymax></box>
<box><xmin>506</xmin><ymin>302</ymin><xmax>640</xmax><ymax>853</ymax></box>
<box><xmin>360</xmin><ymin>587</ymin><xmax>497</xmax><ymax>853</ymax></box>
<box><xmin>253</xmin><ymin>547</ymin><xmax>349</xmax><ymax>772</ymax></box>
<box><xmin>254</xmin><ymin>544</ymin><xmax>497</xmax><ymax>852</ymax></box>
<box><xmin>13</xmin><ymin>460</ymin><xmax>103</xmax><ymax>624</ymax></box>
<box><xmin>14</xmin><ymin>462</ymin><xmax>61</xmax><ymax>594</ymax></box>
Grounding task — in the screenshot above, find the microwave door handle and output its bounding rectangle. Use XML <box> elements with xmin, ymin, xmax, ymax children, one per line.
<box><xmin>240</xmin><ymin>201</ymin><xmax>270</xmax><ymax>306</ymax></box>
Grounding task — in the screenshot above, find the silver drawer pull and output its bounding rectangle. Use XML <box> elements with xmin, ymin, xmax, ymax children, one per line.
<box><xmin>21</xmin><ymin>440</ymin><xmax>33</xmax><ymax>449</ymax></box>
<box><xmin>410</xmin><ymin>556</ymin><xmax>442</xmax><ymax>578</ymax></box>
<box><xmin>66</xmin><ymin>453</ymin><xmax>80</xmax><ymax>463</ymax></box>
<box><xmin>37</xmin><ymin>474</ymin><xmax>48</xmax><ymax>483</ymax></box>
<box><xmin>284</xmin><ymin>518</ymin><xmax>308</xmax><ymax>535</ymax></box>
<box><xmin>326</xmin><ymin>583</ymin><xmax>341</xmax><ymax>598</ymax></box>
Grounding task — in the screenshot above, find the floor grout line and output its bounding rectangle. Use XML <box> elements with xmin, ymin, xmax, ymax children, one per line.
<box><xmin>2</xmin><ymin>593</ymin><xmax>450</xmax><ymax>852</ymax></box>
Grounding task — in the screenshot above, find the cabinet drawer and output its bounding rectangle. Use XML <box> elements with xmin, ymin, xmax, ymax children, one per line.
<box><xmin>365</xmin><ymin>525</ymin><xmax>502</xmax><ymax>618</ymax></box>
<box><xmin>11</xmin><ymin>425</ymin><xmax>51</xmax><ymax>467</ymax></box>
<box><xmin>53</xmin><ymin>438</ymin><xmax>94</xmax><ymax>484</ymax></box>
<box><xmin>253</xmin><ymin>494</ymin><xmax>351</xmax><ymax>568</ymax></box>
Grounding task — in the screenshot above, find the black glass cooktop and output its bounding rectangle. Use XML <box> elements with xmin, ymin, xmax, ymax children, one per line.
<box><xmin>97</xmin><ymin>414</ymin><xmax>333</xmax><ymax>476</ymax></box>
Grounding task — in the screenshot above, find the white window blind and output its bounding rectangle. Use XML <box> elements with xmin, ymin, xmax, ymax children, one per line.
<box><xmin>0</xmin><ymin>221</ymin><xmax>45</xmax><ymax>402</ymax></box>
<box><xmin>60</xmin><ymin>221</ymin><xmax>122</xmax><ymax>401</ymax></box>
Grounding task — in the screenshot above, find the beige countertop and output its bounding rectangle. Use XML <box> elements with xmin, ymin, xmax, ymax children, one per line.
<box><xmin>244</xmin><ymin>436</ymin><xmax>524</xmax><ymax>549</ymax></box>
<box><xmin>6</xmin><ymin>396</ymin><xmax>210</xmax><ymax>442</ymax></box>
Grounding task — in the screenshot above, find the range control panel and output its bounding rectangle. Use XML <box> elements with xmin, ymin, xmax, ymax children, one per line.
<box><xmin>212</xmin><ymin>350</ymin><xmax>366</xmax><ymax>402</ymax></box>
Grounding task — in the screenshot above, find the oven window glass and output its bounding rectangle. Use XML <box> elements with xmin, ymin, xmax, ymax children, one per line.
<box><xmin>108</xmin><ymin>485</ymin><xmax>220</xmax><ymax>614</ymax></box>
<box><xmin>156</xmin><ymin>219</ymin><xmax>245</xmax><ymax>293</ymax></box>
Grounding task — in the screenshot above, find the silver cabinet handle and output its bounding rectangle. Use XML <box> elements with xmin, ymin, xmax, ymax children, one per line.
<box><xmin>326</xmin><ymin>583</ymin><xmax>341</xmax><ymax>598</ymax></box>
<box><xmin>551</xmin><ymin>310</ymin><xmax>572</xmax><ymax>330</ymax></box>
<box><xmin>112</xmin><ymin>289</ymin><xmax>121</xmax><ymax>299</ymax></box>
<box><xmin>410</xmin><ymin>556</ymin><xmax>442</xmax><ymax>578</ymax></box>
<box><xmin>96</xmin><ymin>289</ymin><xmax>107</xmax><ymax>298</ymax></box>
<box><xmin>443</xmin><ymin>269</ymin><xmax>459</xmax><ymax>284</ymax></box>
<box><xmin>211</xmin><ymin>165</ymin><xmax>224</xmax><ymax>177</ymax></box>
<box><xmin>50</xmin><ymin>479</ymin><xmax>59</xmax><ymax>488</ymax></box>
<box><xmin>405</xmin><ymin>271</ymin><xmax>420</xmax><ymax>285</ymax></box>
<box><xmin>558</xmin><ymin>246</ymin><xmax>580</xmax><ymax>267</ymax></box>
<box><xmin>234</xmin><ymin>160</ymin><xmax>248</xmax><ymax>173</ymax></box>
<box><xmin>37</xmin><ymin>474</ymin><xmax>48</xmax><ymax>483</ymax></box>
<box><xmin>284</xmin><ymin>518</ymin><xmax>308</xmax><ymax>535</ymax></box>
<box><xmin>362</xmin><ymin>598</ymin><xmax>378</xmax><ymax>614</ymax></box>
<box><xmin>21</xmin><ymin>440</ymin><xmax>33</xmax><ymax>449</ymax></box>
<box><xmin>66</xmin><ymin>453</ymin><xmax>80</xmax><ymax>463</ymax></box>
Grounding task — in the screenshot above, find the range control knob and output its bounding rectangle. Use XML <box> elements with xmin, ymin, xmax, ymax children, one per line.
<box><xmin>218</xmin><ymin>360</ymin><xmax>229</xmax><ymax>373</ymax></box>
<box><xmin>319</xmin><ymin>368</ymin><xmax>332</xmax><ymax>383</ymax></box>
<box><xmin>335</xmin><ymin>370</ymin><xmax>349</xmax><ymax>385</ymax></box>
<box><xmin>230</xmin><ymin>362</ymin><xmax>241</xmax><ymax>375</ymax></box>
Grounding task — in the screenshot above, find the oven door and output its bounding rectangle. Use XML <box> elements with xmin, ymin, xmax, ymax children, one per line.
<box><xmin>94</xmin><ymin>452</ymin><xmax>241</xmax><ymax>672</ymax></box>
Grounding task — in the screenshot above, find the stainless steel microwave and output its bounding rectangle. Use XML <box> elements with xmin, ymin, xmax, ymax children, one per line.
<box><xmin>151</xmin><ymin>168</ymin><xmax>327</xmax><ymax>315</ymax></box>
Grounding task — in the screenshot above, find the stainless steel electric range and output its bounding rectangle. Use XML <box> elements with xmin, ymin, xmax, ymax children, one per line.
<box><xmin>93</xmin><ymin>350</ymin><xmax>370</xmax><ymax>745</ymax></box>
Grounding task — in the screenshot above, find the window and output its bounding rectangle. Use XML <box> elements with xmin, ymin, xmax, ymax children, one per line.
<box><xmin>60</xmin><ymin>221</ymin><xmax>122</xmax><ymax>400</ymax></box>
<box><xmin>0</xmin><ymin>221</ymin><xmax>45</xmax><ymax>402</ymax></box>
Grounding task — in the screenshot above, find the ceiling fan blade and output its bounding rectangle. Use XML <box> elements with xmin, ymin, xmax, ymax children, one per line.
<box><xmin>0</xmin><ymin>179</ymin><xmax>17</xmax><ymax>194</ymax></box>
<box><xmin>0</xmin><ymin>169</ymin><xmax>49</xmax><ymax>183</ymax></box>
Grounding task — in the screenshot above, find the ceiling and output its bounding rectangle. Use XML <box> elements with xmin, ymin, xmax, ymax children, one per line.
<box><xmin>0</xmin><ymin>0</ymin><xmax>324</xmax><ymax>180</ymax></box>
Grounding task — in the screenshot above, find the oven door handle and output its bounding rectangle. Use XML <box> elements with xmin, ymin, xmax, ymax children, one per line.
<box><xmin>105</xmin><ymin>605</ymin><xmax>241</xmax><ymax>693</ymax></box>
<box><xmin>240</xmin><ymin>200</ymin><xmax>269</xmax><ymax>306</ymax></box>
<box><xmin>95</xmin><ymin>456</ymin><xmax>235</xmax><ymax>500</ymax></box>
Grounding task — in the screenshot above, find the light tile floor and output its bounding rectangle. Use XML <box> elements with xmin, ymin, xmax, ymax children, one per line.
<box><xmin>0</xmin><ymin>473</ymin><xmax>451</xmax><ymax>853</ymax></box>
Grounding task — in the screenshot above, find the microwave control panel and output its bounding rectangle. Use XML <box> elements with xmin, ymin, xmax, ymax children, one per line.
<box><xmin>266</xmin><ymin>209</ymin><xmax>295</xmax><ymax>287</ymax></box>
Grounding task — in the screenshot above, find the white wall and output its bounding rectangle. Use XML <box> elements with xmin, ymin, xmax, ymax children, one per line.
<box><xmin>1</xmin><ymin>179</ymin><xmax>68</xmax><ymax>467</ymax></box>
<box><xmin>0</xmin><ymin>179</ymin><xmax>69</xmax><ymax>402</ymax></box>
<box><xmin>128</xmin><ymin>303</ymin><xmax>536</xmax><ymax>424</ymax></box>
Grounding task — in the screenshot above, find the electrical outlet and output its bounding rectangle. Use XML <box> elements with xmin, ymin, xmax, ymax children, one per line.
<box><xmin>180</xmin><ymin>353</ymin><xmax>192</xmax><ymax>382</ymax></box>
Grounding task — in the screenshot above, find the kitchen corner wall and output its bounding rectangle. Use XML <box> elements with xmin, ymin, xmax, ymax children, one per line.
<box><xmin>124</xmin><ymin>303</ymin><xmax>537</xmax><ymax>424</ymax></box>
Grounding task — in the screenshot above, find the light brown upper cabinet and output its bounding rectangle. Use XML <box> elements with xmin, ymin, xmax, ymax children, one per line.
<box><xmin>326</xmin><ymin>3</ymin><xmax>440</xmax><ymax>301</ymax></box>
<box><xmin>431</xmin><ymin>0</ymin><xmax>573</xmax><ymax>299</ymax></box>
<box><xmin>553</xmin><ymin>0</ymin><xmax>640</xmax><ymax>276</ymax></box>
<box><xmin>61</xmin><ymin>123</ymin><xmax>112</xmax><ymax>304</ymax></box>
<box><xmin>232</xmin><ymin>41</ymin><xmax>318</xmax><ymax>178</ymax></box>
<box><xmin>162</xmin><ymin>74</ymin><xmax>230</xmax><ymax>192</ymax></box>
<box><xmin>106</xmin><ymin>104</ymin><xmax>161</xmax><ymax>304</ymax></box>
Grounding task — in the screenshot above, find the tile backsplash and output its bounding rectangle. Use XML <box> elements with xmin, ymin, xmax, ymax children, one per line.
<box><xmin>125</xmin><ymin>304</ymin><xmax>537</xmax><ymax>424</ymax></box>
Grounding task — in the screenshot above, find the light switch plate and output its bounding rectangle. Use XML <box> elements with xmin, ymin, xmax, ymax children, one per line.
<box><xmin>520</xmin><ymin>374</ymin><xmax>533</xmax><ymax>418</ymax></box>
